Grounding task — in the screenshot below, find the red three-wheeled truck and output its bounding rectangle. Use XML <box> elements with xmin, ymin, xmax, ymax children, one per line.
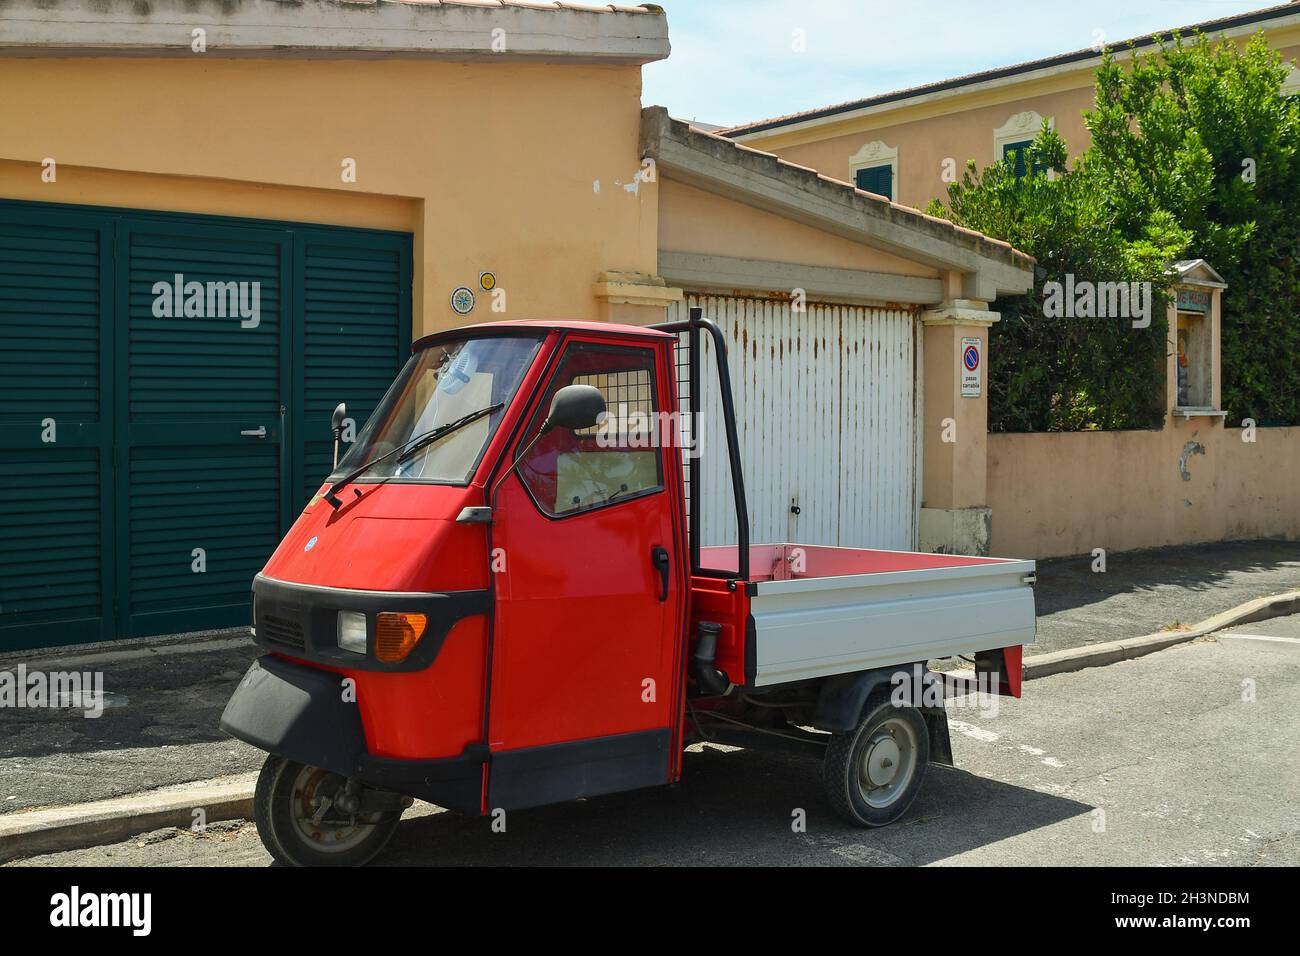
<box><xmin>221</xmin><ymin>310</ymin><xmax>1036</xmax><ymax>866</ymax></box>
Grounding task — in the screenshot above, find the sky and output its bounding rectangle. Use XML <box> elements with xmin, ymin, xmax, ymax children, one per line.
<box><xmin>642</xmin><ymin>0</ymin><xmax>1277</xmax><ymax>128</ymax></box>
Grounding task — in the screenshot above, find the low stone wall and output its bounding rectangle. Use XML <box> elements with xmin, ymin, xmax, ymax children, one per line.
<box><xmin>987</xmin><ymin>419</ymin><xmax>1300</xmax><ymax>559</ymax></box>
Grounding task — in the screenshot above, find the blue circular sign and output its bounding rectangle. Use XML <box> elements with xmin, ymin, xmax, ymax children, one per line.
<box><xmin>963</xmin><ymin>344</ymin><xmax>980</xmax><ymax>371</ymax></box>
<box><xmin>450</xmin><ymin>287</ymin><xmax>476</xmax><ymax>316</ymax></box>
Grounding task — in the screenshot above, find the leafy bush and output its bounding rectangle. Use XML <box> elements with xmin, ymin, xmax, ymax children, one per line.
<box><xmin>1089</xmin><ymin>32</ymin><xmax>1300</xmax><ymax>427</ymax></box>
<box><xmin>928</xmin><ymin>127</ymin><xmax>1185</xmax><ymax>430</ymax></box>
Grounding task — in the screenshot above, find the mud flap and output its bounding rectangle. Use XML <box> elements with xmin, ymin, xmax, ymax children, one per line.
<box><xmin>975</xmin><ymin>645</ymin><xmax>1023</xmax><ymax>698</ymax></box>
<box><xmin>921</xmin><ymin>706</ymin><xmax>954</xmax><ymax>767</ymax></box>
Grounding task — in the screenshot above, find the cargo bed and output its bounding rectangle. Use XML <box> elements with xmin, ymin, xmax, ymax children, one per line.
<box><xmin>697</xmin><ymin>544</ymin><xmax>1036</xmax><ymax>687</ymax></box>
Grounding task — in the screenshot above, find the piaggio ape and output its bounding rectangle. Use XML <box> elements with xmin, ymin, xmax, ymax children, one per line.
<box><xmin>221</xmin><ymin>310</ymin><xmax>1036</xmax><ymax>866</ymax></box>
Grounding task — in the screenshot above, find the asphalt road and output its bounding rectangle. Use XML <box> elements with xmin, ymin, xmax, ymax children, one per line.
<box><xmin>1031</xmin><ymin>538</ymin><xmax>1300</xmax><ymax>657</ymax></box>
<box><xmin>0</xmin><ymin>638</ymin><xmax>264</xmax><ymax>814</ymax></box>
<box><xmin>9</xmin><ymin>616</ymin><xmax>1299</xmax><ymax>867</ymax></box>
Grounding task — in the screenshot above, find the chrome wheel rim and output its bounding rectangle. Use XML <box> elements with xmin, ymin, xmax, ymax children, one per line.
<box><xmin>857</xmin><ymin>716</ymin><xmax>918</xmax><ymax>809</ymax></box>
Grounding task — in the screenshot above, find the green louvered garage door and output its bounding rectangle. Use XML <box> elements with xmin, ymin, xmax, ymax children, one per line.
<box><xmin>297</xmin><ymin>234</ymin><xmax>409</xmax><ymax>505</ymax></box>
<box><xmin>0</xmin><ymin>200</ymin><xmax>411</xmax><ymax>652</ymax></box>
<box><xmin>0</xmin><ymin>207</ymin><xmax>114</xmax><ymax>648</ymax></box>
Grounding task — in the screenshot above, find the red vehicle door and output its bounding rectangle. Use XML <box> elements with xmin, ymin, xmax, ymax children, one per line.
<box><xmin>487</xmin><ymin>334</ymin><xmax>686</xmax><ymax>810</ymax></box>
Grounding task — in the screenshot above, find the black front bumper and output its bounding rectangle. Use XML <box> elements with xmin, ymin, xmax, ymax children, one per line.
<box><xmin>220</xmin><ymin>654</ymin><xmax>365</xmax><ymax>778</ymax></box>
<box><xmin>220</xmin><ymin>655</ymin><xmax>485</xmax><ymax>814</ymax></box>
<box><xmin>251</xmin><ymin>573</ymin><xmax>490</xmax><ymax>673</ymax></box>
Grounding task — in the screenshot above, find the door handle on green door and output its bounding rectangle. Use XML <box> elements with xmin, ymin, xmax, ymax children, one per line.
<box><xmin>240</xmin><ymin>426</ymin><xmax>267</xmax><ymax>438</ymax></box>
<box><xmin>651</xmin><ymin>546</ymin><xmax>670</xmax><ymax>602</ymax></box>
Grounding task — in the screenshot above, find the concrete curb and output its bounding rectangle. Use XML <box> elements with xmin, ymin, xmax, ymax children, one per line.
<box><xmin>0</xmin><ymin>773</ymin><xmax>257</xmax><ymax>864</ymax></box>
<box><xmin>1022</xmin><ymin>589</ymin><xmax>1300</xmax><ymax>681</ymax></box>
<box><xmin>3</xmin><ymin>591</ymin><xmax>1296</xmax><ymax>864</ymax></box>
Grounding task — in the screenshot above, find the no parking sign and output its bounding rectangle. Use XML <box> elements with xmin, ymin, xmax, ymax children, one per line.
<box><xmin>961</xmin><ymin>337</ymin><xmax>981</xmax><ymax>398</ymax></box>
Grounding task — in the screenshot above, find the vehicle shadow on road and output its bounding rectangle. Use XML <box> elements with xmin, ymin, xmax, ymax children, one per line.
<box><xmin>372</xmin><ymin>744</ymin><xmax>1093</xmax><ymax>867</ymax></box>
<box><xmin>1028</xmin><ymin>539</ymin><xmax>1300</xmax><ymax>656</ymax></box>
<box><xmin>1036</xmin><ymin>539</ymin><xmax>1300</xmax><ymax>616</ymax></box>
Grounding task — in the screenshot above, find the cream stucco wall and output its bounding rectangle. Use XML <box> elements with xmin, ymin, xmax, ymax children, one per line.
<box><xmin>0</xmin><ymin>160</ymin><xmax>417</xmax><ymax>232</ymax></box>
<box><xmin>657</xmin><ymin>179</ymin><xmax>938</xmax><ymax>279</ymax></box>
<box><xmin>0</xmin><ymin>56</ymin><xmax>658</xmax><ymax>338</ymax></box>
<box><xmin>767</xmin><ymin>84</ymin><xmax>1094</xmax><ymax>211</ymax></box>
<box><xmin>988</xmin><ymin>422</ymin><xmax>1300</xmax><ymax>559</ymax></box>
<box><xmin>921</xmin><ymin>317</ymin><xmax>990</xmax><ymax>511</ymax></box>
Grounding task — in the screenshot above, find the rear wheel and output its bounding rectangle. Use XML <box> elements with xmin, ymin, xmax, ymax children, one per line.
<box><xmin>822</xmin><ymin>690</ymin><xmax>929</xmax><ymax>827</ymax></box>
<box><xmin>253</xmin><ymin>755</ymin><xmax>402</xmax><ymax>867</ymax></box>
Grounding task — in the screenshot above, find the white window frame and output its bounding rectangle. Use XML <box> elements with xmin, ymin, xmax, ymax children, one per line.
<box><xmin>993</xmin><ymin>110</ymin><xmax>1054</xmax><ymax>163</ymax></box>
<box><xmin>848</xmin><ymin>141</ymin><xmax>898</xmax><ymax>200</ymax></box>
<box><xmin>1282</xmin><ymin>66</ymin><xmax>1300</xmax><ymax>97</ymax></box>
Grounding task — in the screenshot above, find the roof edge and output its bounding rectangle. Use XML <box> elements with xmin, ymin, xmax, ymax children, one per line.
<box><xmin>722</xmin><ymin>2</ymin><xmax>1300</xmax><ymax>139</ymax></box>
<box><xmin>641</xmin><ymin>106</ymin><xmax>1035</xmax><ymax>299</ymax></box>
<box><xmin>0</xmin><ymin>0</ymin><xmax>672</xmax><ymax>65</ymax></box>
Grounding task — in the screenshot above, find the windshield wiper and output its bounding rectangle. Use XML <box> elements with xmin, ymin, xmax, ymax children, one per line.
<box><xmin>323</xmin><ymin>403</ymin><xmax>503</xmax><ymax>509</ymax></box>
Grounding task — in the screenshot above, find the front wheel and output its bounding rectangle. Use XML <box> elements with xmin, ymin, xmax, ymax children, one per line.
<box><xmin>253</xmin><ymin>756</ymin><xmax>402</xmax><ymax>867</ymax></box>
<box><xmin>822</xmin><ymin>690</ymin><xmax>929</xmax><ymax>827</ymax></box>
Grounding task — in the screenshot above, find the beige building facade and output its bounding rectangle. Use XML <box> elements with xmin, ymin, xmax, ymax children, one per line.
<box><xmin>727</xmin><ymin>3</ymin><xmax>1300</xmax><ymax>211</ymax></box>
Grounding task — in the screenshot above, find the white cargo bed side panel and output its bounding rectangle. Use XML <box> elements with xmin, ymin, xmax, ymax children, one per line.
<box><xmin>749</xmin><ymin>564</ymin><xmax>1036</xmax><ymax>686</ymax></box>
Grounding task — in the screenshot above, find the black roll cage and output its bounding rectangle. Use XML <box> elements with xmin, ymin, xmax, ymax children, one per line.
<box><xmin>649</xmin><ymin>307</ymin><xmax>751</xmax><ymax>583</ymax></box>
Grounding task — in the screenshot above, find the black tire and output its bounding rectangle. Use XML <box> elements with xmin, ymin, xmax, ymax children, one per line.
<box><xmin>252</xmin><ymin>755</ymin><xmax>402</xmax><ymax>867</ymax></box>
<box><xmin>822</xmin><ymin>688</ymin><xmax>929</xmax><ymax>827</ymax></box>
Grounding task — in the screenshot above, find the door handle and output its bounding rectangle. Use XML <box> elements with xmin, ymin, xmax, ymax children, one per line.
<box><xmin>651</xmin><ymin>546</ymin><xmax>670</xmax><ymax>603</ymax></box>
<box><xmin>240</xmin><ymin>426</ymin><xmax>267</xmax><ymax>438</ymax></box>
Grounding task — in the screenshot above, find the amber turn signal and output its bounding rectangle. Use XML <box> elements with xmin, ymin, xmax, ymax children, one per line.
<box><xmin>374</xmin><ymin>612</ymin><xmax>428</xmax><ymax>663</ymax></box>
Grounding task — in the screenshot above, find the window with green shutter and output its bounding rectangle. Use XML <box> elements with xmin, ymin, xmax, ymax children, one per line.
<box><xmin>854</xmin><ymin>164</ymin><xmax>894</xmax><ymax>201</ymax></box>
<box><xmin>1003</xmin><ymin>140</ymin><xmax>1047</xmax><ymax>181</ymax></box>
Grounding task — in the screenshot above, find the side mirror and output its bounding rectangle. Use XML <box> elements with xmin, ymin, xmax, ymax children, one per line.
<box><xmin>543</xmin><ymin>384</ymin><xmax>605</xmax><ymax>433</ymax></box>
<box><xmin>331</xmin><ymin>402</ymin><xmax>347</xmax><ymax>468</ymax></box>
<box><xmin>489</xmin><ymin>384</ymin><xmax>607</xmax><ymax>509</ymax></box>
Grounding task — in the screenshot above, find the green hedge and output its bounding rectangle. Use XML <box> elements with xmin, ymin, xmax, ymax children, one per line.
<box><xmin>929</xmin><ymin>127</ymin><xmax>1183</xmax><ymax>431</ymax></box>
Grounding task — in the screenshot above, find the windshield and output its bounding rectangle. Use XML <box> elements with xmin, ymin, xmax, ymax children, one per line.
<box><xmin>331</xmin><ymin>334</ymin><xmax>543</xmax><ymax>485</ymax></box>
